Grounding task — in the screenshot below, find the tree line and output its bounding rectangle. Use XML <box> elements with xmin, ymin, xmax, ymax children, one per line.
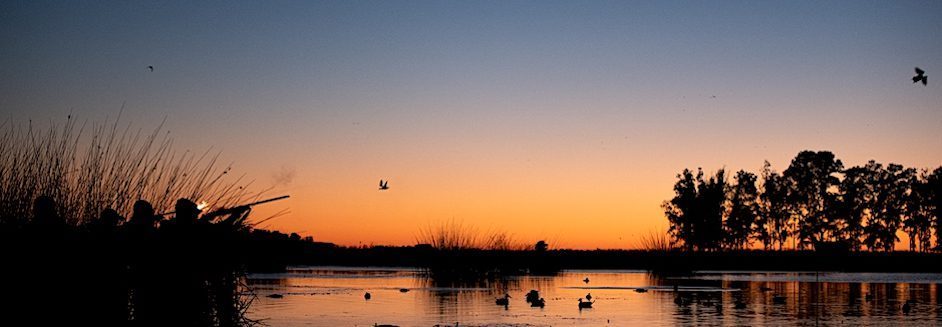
<box><xmin>663</xmin><ymin>150</ymin><xmax>942</xmax><ymax>252</ymax></box>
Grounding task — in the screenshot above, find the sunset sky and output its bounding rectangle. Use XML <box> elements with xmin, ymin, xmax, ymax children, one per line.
<box><xmin>2</xmin><ymin>1</ymin><xmax>941</xmax><ymax>249</ymax></box>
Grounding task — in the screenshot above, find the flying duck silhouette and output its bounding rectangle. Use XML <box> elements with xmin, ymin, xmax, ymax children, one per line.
<box><xmin>913</xmin><ymin>67</ymin><xmax>927</xmax><ymax>85</ymax></box>
<box><xmin>379</xmin><ymin>180</ymin><xmax>389</xmax><ymax>190</ymax></box>
<box><xmin>147</xmin><ymin>65</ymin><xmax>154</xmax><ymax>72</ymax></box>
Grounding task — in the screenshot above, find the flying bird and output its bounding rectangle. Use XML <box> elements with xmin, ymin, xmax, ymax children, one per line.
<box><xmin>379</xmin><ymin>180</ymin><xmax>389</xmax><ymax>191</ymax></box>
<box><xmin>913</xmin><ymin>67</ymin><xmax>927</xmax><ymax>85</ymax></box>
<box><xmin>147</xmin><ymin>65</ymin><xmax>154</xmax><ymax>72</ymax></box>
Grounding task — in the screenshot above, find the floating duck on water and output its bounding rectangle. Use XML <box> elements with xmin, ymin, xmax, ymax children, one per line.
<box><xmin>525</xmin><ymin>290</ymin><xmax>541</xmax><ymax>304</ymax></box>
<box><xmin>902</xmin><ymin>300</ymin><xmax>915</xmax><ymax>314</ymax></box>
<box><xmin>267</xmin><ymin>293</ymin><xmax>284</xmax><ymax>299</ymax></box>
<box><xmin>578</xmin><ymin>298</ymin><xmax>594</xmax><ymax>309</ymax></box>
<box><xmin>495</xmin><ymin>294</ymin><xmax>511</xmax><ymax>306</ymax></box>
<box><xmin>364</xmin><ymin>292</ymin><xmax>371</xmax><ymax>300</ymax></box>
<box><xmin>530</xmin><ymin>298</ymin><xmax>546</xmax><ymax>308</ymax></box>
<box><xmin>734</xmin><ymin>300</ymin><xmax>747</xmax><ymax>309</ymax></box>
<box><xmin>399</xmin><ymin>288</ymin><xmax>409</xmax><ymax>293</ymax></box>
<box><xmin>634</xmin><ymin>288</ymin><xmax>648</xmax><ymax>293</ymax></box>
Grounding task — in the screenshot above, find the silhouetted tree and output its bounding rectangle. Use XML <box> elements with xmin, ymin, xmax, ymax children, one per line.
<box><xmin>857</xmin><ymin>163</ymin><xmax>913</xmax><ymax>251</ymax></box>
<box><xmin>833</xmin><ymin>165</ymin><xmax>872</xmax><ymax>251</ymax></box>
<box><xmin>663</xmin><ymin>168</ymin><xmax>726</xmax><ymax>251</ymax></box>
<box><xmin>724</xmin><ymin>170</ymin><xmax>759</xmax><ymax>249</ymax></box>
<box><xmin>697</xmin><ymin>169</ymin><xmax>727</xmax><ymax>251</ymax></box>
<box><xmin>757</xmin><ymin>161</ymin><xmax>790</xmax><ymax>250</ymax></box>
<box><xmin>783</xmin><ymin>151</ymin><xmax>843</xmax><ymax>249</ymax></box>
<box><xmin>904</xmin><ymin>170</ymin><xmax>934</xmax><ymax>252</ymax></box>
<box><xmin>928</xmin><ymin>167</ymin><xmax>942</xmax><ymax>250</ymax></box>
<box><xmin>664</xmin><ymin>169</ymin><xmax>698</xmax><ymax>251</ymax></box>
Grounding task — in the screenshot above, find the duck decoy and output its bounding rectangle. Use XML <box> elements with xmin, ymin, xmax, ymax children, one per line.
<box><xmin>495</xmin><ymin>294</ymin><xmax>511</xmax><ymax>306</ymax></box>
<box><xmin>734</xmin><ymin>300</ymin><xmax>747</xmax><ymax>309</ymax></box>
<box><xmin>902</xmin><ymin>300</ymin><xmax>914</xmax><ymax>313</ymax></box>
<box><xmin>364</xmin><ymin>292</ymin><xmax>371</xmax><ymax>300</ymax></box>
<box><xmin>525</xmin><ymin>290</ymin><xmax>541</xmax><ymax>304</ymax></box>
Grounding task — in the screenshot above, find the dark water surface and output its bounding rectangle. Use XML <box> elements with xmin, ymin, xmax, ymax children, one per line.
<box><xmin>247</xmin><ymin>267</ymin><xmax>942</xmax><ymax>326</ymax></box>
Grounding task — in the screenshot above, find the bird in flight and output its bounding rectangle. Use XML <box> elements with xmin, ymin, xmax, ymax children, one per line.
<box><xmin>379</xmin><ymin>179</ymin><xmax>389</xmax><ymax>191</ymax></box>
<box><xmin>147</xmin><ymin>65</ymin><xmax>154</xmax><ymax>72</ymax></box>
<box><xmin>913</xmin><ymin>67</ymin><xmax>927</xmax><ymax>85</ymax></box>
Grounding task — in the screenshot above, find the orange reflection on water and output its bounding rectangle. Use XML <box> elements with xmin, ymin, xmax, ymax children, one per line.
<box><xmin>247</xmin><ymin>268</ymin><xmax>942</xmax><ymax>326</ymax></box>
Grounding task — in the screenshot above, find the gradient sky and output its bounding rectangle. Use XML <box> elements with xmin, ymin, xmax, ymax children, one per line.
<box><xmin>2</xmin><ymin>1</ymin><xmax>941</xmax><ymax>249</ymax></box>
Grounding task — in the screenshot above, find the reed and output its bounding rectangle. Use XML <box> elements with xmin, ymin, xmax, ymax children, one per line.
<box><xmin>0</xmin><ymin>116</ymin><xmax>261</xmax><ymax>227</ymax></box>
<box><xmin>636</xmin><ymin>229</ymin><xmax>676</xmax><ymax>251</ymax></box>
<box><xmin>415</xmin><ymin>220</ymin><xmax>531</xmax><ymax>251</ymax></box>
<box><xmin>0</xmin><ymin>115</ymin><xmax>265</xmax><ymax>326</ymax></box>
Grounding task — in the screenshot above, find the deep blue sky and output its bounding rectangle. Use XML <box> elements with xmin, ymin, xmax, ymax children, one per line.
<box><xmin>1</xmin><ymin>1</ymin><xmax>940</xmax><ymax>247</ymax></box>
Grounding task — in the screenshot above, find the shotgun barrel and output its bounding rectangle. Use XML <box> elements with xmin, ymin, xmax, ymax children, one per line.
<box><xmin>201</xmin><ymin>195</ymin><xmax>290</xmax><ymax>221</ymax></box>
<box><xmin>157</xmin><ymin>195</ymin><xmax>290</xmax><ymax>217</ymax></box>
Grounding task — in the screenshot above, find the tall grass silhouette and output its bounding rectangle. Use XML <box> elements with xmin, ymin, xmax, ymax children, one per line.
<box><xmin>0</xmin><ymin>116</ymin><xmax>262</xmax><ymax>227</ymax></box>
<box><xmin>0</xmin><ymin>115</ymin><xmax>266</xmax><ymax>326</ymax></box>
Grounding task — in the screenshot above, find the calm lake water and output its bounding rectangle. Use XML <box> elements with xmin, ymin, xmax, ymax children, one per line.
<box><xmin>247</xmin><ymin>267</ymin><xmax>942</xmax><ymax>326</ymax></box>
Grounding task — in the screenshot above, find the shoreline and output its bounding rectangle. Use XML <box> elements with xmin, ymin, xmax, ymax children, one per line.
<box><xmin>248</xmin><ymin>245</ymin><xmax>942</xmax><ymax>274</ymax></box>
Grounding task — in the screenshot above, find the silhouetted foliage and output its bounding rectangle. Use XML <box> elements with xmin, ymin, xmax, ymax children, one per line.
<box><xmin>666</xmin><ymin>151</ymin><xmax>942</xmax><ymax>252</ymax></box>
<box><xmin>757</xmin><ymin>161</ymin><xmax>790</xmax><ymax>250</ymax></box>
<box><xmin>926</xmin><ymin>168</ymin><xmax>942</xmax><ymax>250</ymax></box>
<box><xmin>904</xmin><ymin>170</ymin><xmax>934</xmax><ymax>251</ymax></box>
<box><xmin>783</xmin><ymin>151</ymin><xmax>844</xmax><ymax>249</ymax></box>
<box><xmin>725</xmin><ymin>170</ymin><xmax>759</xmax><ymax>249</ymax></box>
<box><xmin>862</xmin><ymin>162</ymin><xmax>915</xmax><ymax>252</ymax></box>
<box><xmin>663</xmin><ymin>168</ymin><xmax>726</xmax><ymax>251</ymax></box>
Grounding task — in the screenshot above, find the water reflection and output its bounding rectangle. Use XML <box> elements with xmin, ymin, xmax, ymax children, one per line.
<box><xmin>247</xmin><ymin>267</ymin><xmax>942</xmax><ymax>326</ymax></box>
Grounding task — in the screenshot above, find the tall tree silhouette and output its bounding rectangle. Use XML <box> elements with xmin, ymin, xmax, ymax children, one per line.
<box><xmin>758</xmin><ymin>161</ymin><xmax>790</xmax><ymax>250</ymax></box>
<box><xmin>862</xmin><ymin>162</ymin><xmax>914</xmax><ymax>252</ymax></box>
<box><xmin>929</xmin><ymin>167</ymin><xmax>942</xmax><ymax>250</ymax></box>
<box><xmin>664</xmin><ymin>169</ymin><xmax>698</xmax><ymax>252</ymax></box>
<box><xmin>833</xmin><ymin>165</ymin><xmax>872</xmax><ymax>251</ymax></box>
<box><xmin>783</xmin><ymin>151</ymin><xmax>843</xmax><ymax>249</ymax></box>
<box><xmin>725</xmin><ymin>170</ymin><xmax>759</xmax><ymax>249</ymax></box>
<box><xmin>904</xmin><ymin>170</ymin><xmax>934</xmax><ymax>252</ymax></box>
<box><xmin>663</xmin><ymin>168</ymin><xmax>727</xmax><ymax>251</ymax></box>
